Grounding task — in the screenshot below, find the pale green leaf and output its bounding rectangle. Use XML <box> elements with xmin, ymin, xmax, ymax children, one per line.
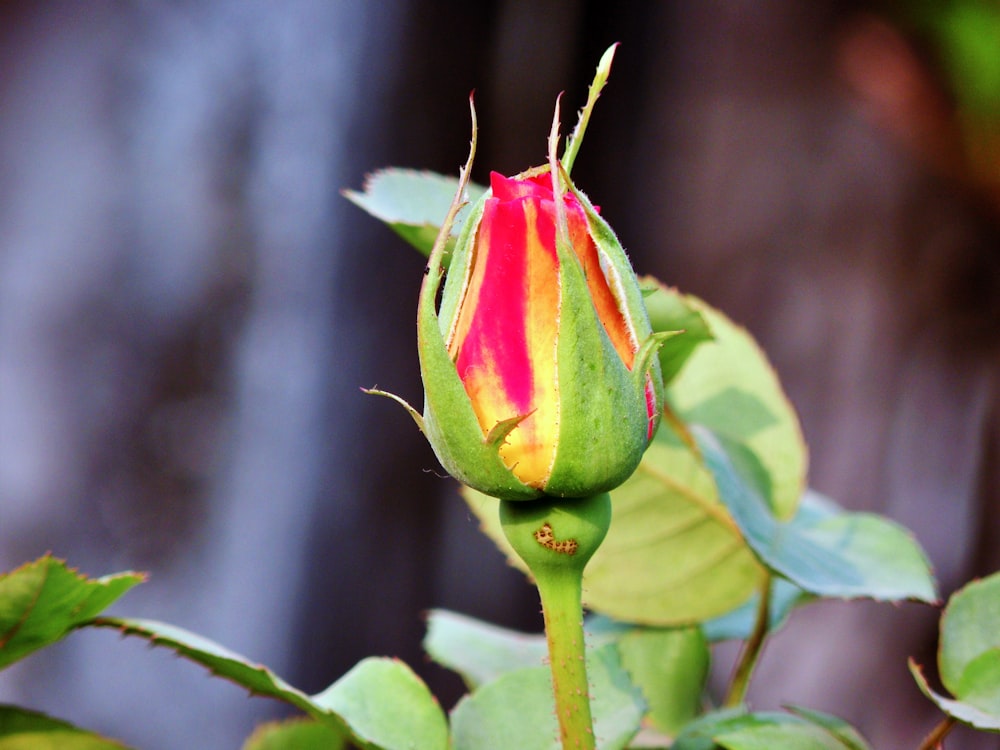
<box><xmin>671</xmin><ymin>708</ymin><xmax>757</xmax><ymax>750</ymax></box>
<box><xmin>956</xmin><ymin>651</ymin><xmax>1000</xmax><ymax>714</ymax></box>
<box><xmin>449</xmin><ymin>645</ymin><xmax>644</xmax><ymax>750</ymax></box>
<box><xmin>241</xmin><ymin>718</ymin><xmax>346</xmax><ymax>750</ymax></box>
<box><xmin>784</xmin><ymin>706</ymin><xmax>871</xmax><ymax>750</ymax></box>
<box><xmin>0</xmin><ymin>556</ymin><xmax>143</xmax><ymax>671</ymax></box>
<box><xmin>312</xmin><ymin>657</ymin><xmax>448</xmax><ymax>750</ymax></box>
<box><xmin>616</xmin><ymin>626</ymin><xmax>709</xmax><ymax>735</ymax></box>
<box><xmin>88</xmin><ymin>619</ymin><xmax>447</xmax><ymax>750</ymax></box>
<box><xmin>0</xmin><ymin>705</ymin><xmax>134</xmax><ymax>749</ymax></box>
<box><xmin>716</xmin><ymin>723</ymin><xmax>850</xmax><ymax>750</ymax></box>
<box><xmin>910</xmin><ymin>660</ymin><xmax>1000</xmax><ymax>731</ymax></box>
<box><xmin>450</xmin><ymin>666</ymin><xmax>559</xmax><ymax>750</ymax></box>
<box><xmin>582</xmin><ymin>422</ymin><xmax>763</xmax><ymax>625</ymax></box>
<box><xmin>673</xmin><ymin>708</ymin><xmax>870</xmax><ymax>750</ymax></box>
<box><xmin>910</xmin><ymin>571</ymin><xmax>1000</xmax><ymax>729</ymax></box>
<box><xmin>668</xmin><ymin>295</ymin><xmax>805</xmax><ymax>520</ymax></box>
<box><xmin>343</xmin><ymin>168</ymin><xmax>486</xmax><ymax>259</ymax></box>
<box><xmin>940</xmin><ymin>572</ymin><xmax>1000</xmax><ymax>700</ymax></box>
<box><xmin>89</xmin><ymin>618</ymin><xmax>318</xmax><ymax>713</ymax></box>
<box><xmin>423</xmin><ymin>609</ymin><xmax>548</xmax><ymax>689</ymax></box>
<box><xmin>694</xmin><ymin>428</ymin><xmax>937</xmax><ymax>602</ymax></box>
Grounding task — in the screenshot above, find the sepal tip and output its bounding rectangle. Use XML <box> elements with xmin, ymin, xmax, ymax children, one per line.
<box><xmin>361</xmin><ymin>387</ymin><xmax>425</xmax><ymax>434</ymax></box>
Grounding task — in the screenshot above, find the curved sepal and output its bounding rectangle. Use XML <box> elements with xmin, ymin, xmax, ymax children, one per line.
<box><xmin>633</xmin><ymin>330</ymin><xmax>680</xmax><ymax>390</ymax></box>
<box><xmin>540</xmin><ymin>112</ymin><xmax>663</xmax><ymax>496</ymax></box>
<box><xmin>544</xmin><ymin>218</ymin><xmax>649</xmax><ymax>495</ymax></box>
<box><xmin>361</xmin><ymin>387</ymin><xmax>424</xmax><ymax>434</ymax></box>
<box><xmin>416</xmin><ymin>101</ymin><xmax>540</xmax><ymax>501</ymax></box>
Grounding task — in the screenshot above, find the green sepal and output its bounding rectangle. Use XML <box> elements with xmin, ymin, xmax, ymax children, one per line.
<box><xmin>420</xmin><ymin>286</ymin><xmax>539</xmax><ymax>499</ymax></box>
<box><xmin>361</xmin><ymin>387</ymin><xmax>425</xmax><ymax>434</ymax></box>
<box><xmin>540</xmin><ymin>163</ymin><xmax>663</xmax><ymax>497</ymax></box>
<box><xmin>640</xmin><ymin>279</ymin><xmax>714</xmax><ymax>385</ymax></box>
<box><xmin>415</xmin><ymin>110</ymin><xmax>540</xmax><ymax>502</ymax></box>
<box><xmin>543</xmin><ymin>218</ymin><xmax>649</xmax><ymax>496</ymax></box>
<box><xmin>436</xmin><ymin>192</ymin><xmax>488</xmax><ymax>342</ymax></box>
<box><xmin>633</xmin><ymin>330</ymin><xmax>681</xmax><ymax>391</ymax></box>
<box><xmin>570</xmin><ymin>177</ymin><xmax>666</xmax><ymax>417</ymax></box>
<box><xmin>485</xmin><ymin>412</ymin><xmax>532</xmax><ymax>452</ymax></box>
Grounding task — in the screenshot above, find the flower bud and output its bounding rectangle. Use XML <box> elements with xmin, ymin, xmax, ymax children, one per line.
<box><xmin>417</xmin><ymin>167</ymin><xmax>664</xmax><ymax>500</ymax></box>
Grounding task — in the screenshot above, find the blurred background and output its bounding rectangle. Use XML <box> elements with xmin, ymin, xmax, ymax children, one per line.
<box><xmin>0</xmin><ymin>1</ymin><xmax>998</xmax><ymax>748</ymax></box>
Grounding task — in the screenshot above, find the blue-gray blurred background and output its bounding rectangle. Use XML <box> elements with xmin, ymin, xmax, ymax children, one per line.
<box><xmin>1</xmin><ymin>1</ymin><xmax>998</xmax><ymax>748</ymax></box>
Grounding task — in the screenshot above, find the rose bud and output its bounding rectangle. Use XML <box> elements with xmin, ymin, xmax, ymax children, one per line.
<box><xmin>414</xmin><ymin>166</ymin><xmax>665</xmax><ymax>501</ymax></box>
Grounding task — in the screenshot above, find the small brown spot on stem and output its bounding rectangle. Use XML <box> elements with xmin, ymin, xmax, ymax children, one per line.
<box><xmin>533</xmin><ymin>522</ymin><xmax>578</xmax><ymax>555</ymax></box>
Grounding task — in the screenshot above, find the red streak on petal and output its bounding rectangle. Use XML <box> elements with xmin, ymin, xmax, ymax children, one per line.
<box><xmin>645</xmin><ymin>378</ymin><xmax>657</xmax><ymax>439</ymax></box>
<box><xmin>448</xmin><ymin>173</ymin><xmax>564</xmax><ymax>485</ymax></box>
<box><xmin>496</xmin><ymin>171</ymin><xmax>635</xmax><ymax>370</ymax></box>
<box><xmin>453</xmin><ymin>197</ymin><xmax>534</xmax><ymax>413</ymax></box>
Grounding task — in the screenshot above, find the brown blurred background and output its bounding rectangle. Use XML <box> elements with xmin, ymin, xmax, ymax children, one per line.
<box><xmin>0</xmin><ymin>1</ymin><xmax>998</xmax><ymax>748</ymax></box>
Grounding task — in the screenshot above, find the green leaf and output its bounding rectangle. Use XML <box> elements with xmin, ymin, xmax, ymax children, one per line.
<box><xmin>0</xmin><ymin>556</ymin><xmax>144</xmax><ymax>671</ymax></box>
<box><xmin>449</xmin><ymin>644</ymin><xmax>644</xmax><ymax>750</ymax></box>
<box><xmin>910</xmin><ymin>571</ymin><xmax>1000</xmax><ymax>730</ymax></box>
<box><xmin>423</xmin><ymin>609</ymin><xmax>548</xmax><ymax>689</ymax></box>
<box><xmin>956</xmin><ymin>651</ymin><xmax>1000</xmax><ymax>714</ymax></box>
<box><xmin>668</xmin><ymin>295</ymin><xmax>805</xmax><ymax>521</ymax></box>
<box><xmin>671</xmin><ymin>708</ymin><xmax>757</xmax><ymax>750</ymax></box>
<box><xmin>910</xmin><ymin>661</ymin><xmax>1000</xmax><ymax>731</ymax></box>
<box><xmin>784</xmin><ymin>706</ymin><xmax>871</xmax><ymax>750</ymax></box>
<box><xmin>716</xmin><ymin>723</ymin><xmax>851</xmax><ymax>750</ymax></box>
<box><xmin>672</xmin><ymin>708</ymin><xmax>871</xmax><ymax>750</ymax></box>
<box><xmin>940</xmin><ymin>572</ymin><xmax>1000</xmax><ymax>701</ymax></box>
<box><xmin>694</xmin><ymin>428</ymin><xmax>938</xmax><ymax>602</ymax></box>
<box><xmin>615</xmin><ymin>626</ymin><xmax>709</xmax><ymax>735</ymax></box>
<box><xmin>312</xmin><ymin>658</ymin><xmax>449</xmax><ymax>750</ymax></box>
<box><xmin>937</xmin><ymin>2</ymin><xmax>1000</xmax><ymax>118</ymax></box>
<box><xmin>639</xmin><ymin>281</ymin><xmax>713</xmax><ymax>386</ymax></box>
<box><xmin>451</xmin><ymin>666</ymin><xmax>559</xmax><ymax>750</ymax></box>
<box><xmin>90</xmin><ymin>618</ymin><xmax>318</xmax><ymax>711</ymax></box>
<box><xmin>0</xmin><ymin>705</ymin><xmax>134</xmax><ymax>749</ymax></box>
<box><xmin>702</xmin><ymin>492</ymin><xmax>860</xmax><ymax>641</ymax></box>
<box><xmin>343</xmin><ymin>168</ymin><xmax>487</xmax><ymax>259</ymax></box>
<box><xmin>241</xmin><ymin>718</ymin><xmax>347</xmax><ymax>750</ymax></box>
<box><xmin>88</xmin><ymin>618</ymin><xmax>448</xmax><ymax>750</ymax></box>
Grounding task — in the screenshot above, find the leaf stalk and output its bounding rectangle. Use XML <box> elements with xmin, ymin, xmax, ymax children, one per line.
<box><xmin>916</xmin><ymin>716</ymin><xmax>958</xmax><ymax>750</ymax></box>
<box><xmin>724</xmin><ymin>571</ymin><xmax>773</xmax><ymax>707</ymax></box>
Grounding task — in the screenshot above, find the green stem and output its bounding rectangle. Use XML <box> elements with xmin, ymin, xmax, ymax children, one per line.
<box><xmin>499</xmin><ymin>493</ymin><xmax>612</xmax><ymax>750</ymax></box>
<box><xmin>537</xmin><ymin>559</ymin><xmax>594</xmax><ymax>749</ymax></box>
<box><xmin>724</xmin><ymin>571</ymin><xmax>773</xmax><ymax>707</ymax></box>
<box><xmin>916</xmin><ymin>716</ymin><xmax>957</xmax><ymax>750</ymax></box>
